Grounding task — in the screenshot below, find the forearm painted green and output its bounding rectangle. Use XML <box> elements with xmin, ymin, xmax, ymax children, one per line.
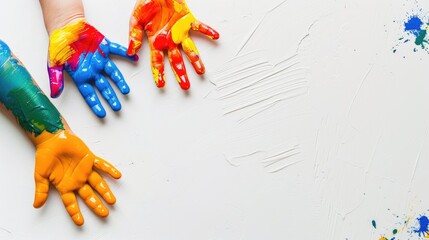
<box><xmin>0</xmin><ymin>41</ymin><xmax>64</xmax><ymax>136</ymax></box>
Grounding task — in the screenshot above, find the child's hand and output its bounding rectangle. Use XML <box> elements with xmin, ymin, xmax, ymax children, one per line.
<box><xmin>33</xmin><ymin>130</ymin><xmax>122</xmax><ymax>226</ymax></box>
<box><xmin>48</xmin><ymin>19</ymin><xmax>138</xmax><ymax>118</ymax></box>
<box><xmin>127</xmin><ymin>0</ymin><xmax>219</xmax><ymax>90</ymax></box>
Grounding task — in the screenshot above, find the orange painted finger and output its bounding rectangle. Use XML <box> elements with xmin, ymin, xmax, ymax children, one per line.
<box><xmin>60</xmin><ymin>192</ymin><xmax>84</xmax><ymax>226</ymax></box>
<box><xmin>150</xmin><ymin>48</ymin><xmax>166</xmax><ymax>88</ymax></box>
<box><xmin>33</xmin><ymin>173</ymin><xmax>50</xmax><ymax>208</ymax></box>
<box><xmin>128</xmin><ymin>0</ymin><xmax>158</xmax><ymax>55</ymax></box>
<box><xmin>88</xmin><ymin>171</ymin><xmax>116</xmax><ymax>205</ymax></box>
<box><xmin>78</xmin><ymin>184</ymin><xmax>109</xmax><ymax>217</ymax></box>
<box><xmin>182</xmin><ymin>37</ymin><xmax>205</xmax><ymax>74</ymax></box>
<box><xmin>94</xmin><ymin>157</ymin><xmax>122</xmax><ymax>179</ymax></box>
<box><xmin>168</xmin><ymin>47</ymin><xmax>190</xmax><ymax>90</ymax></box>
<box><xmin>127</xmin><ymin>16</ymin><xmax>144</xmax><ymax>56</ymax></box>
<box><xmin>192</xmin><ymin>21</ymin><xmax>220</xmax><ymax>40</ymax></box>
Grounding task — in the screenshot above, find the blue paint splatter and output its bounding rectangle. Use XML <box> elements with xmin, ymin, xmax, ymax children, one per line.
<box><xmin>404</xmin><ymin>16</ymin><xmax>428</xmax><ymax>49</ymax></box>
<box><xmin>404</xmin><ymin>16</ymin><xmax>423</xmax><ymax>37</ymax></box>
<box><xmin>414</xmin><ymin>216</ymin><xmax>429</xmax><ymax>237</ymax></box>
<box><xmin>393</xmin><ymin>13</ymin><xmax>429</xmax><ymax>53</ymax></box>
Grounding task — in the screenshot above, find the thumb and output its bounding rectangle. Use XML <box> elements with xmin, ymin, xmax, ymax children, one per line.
<box><xmin>33</xmin><ymin>172</ymin><xmax>50</xmax><ymax>208</ymax></box>
<box><xmin>127</xmin><ymin>17</ymin><xmax>144</xmax><ymax>56</ymax></box>
<box><xmin>47</xmin><ymin>64</ymin><xmax>65</xmax><ymax>98</ymax></box>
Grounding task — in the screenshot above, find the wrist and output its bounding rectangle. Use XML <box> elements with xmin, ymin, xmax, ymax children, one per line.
<box><xmin>49</xmin><ymin>14</ymin><xmax>86</xmax><ymax>35</ymax></box>
<box><xmin>33</xmin><ymin>129</ymin><xmax>73</xmax><ymax>147</ymax></box>
<box><xmin>40</xmin><ymin>0</ymin><xmax>85</xmax><ymax>34</ymax></box>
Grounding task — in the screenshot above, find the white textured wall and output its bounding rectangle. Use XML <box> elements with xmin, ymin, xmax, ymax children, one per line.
<box><xmin>0</xmin><ymin>0</ymin><xmax>428</xmax><ymax>239</ymax></box>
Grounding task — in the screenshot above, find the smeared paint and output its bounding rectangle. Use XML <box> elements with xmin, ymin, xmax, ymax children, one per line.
<box><xmin>224</xmin><ymin>143</ymin><xmax>302</xmax><ymax>173</ymax></box>
<box><xmin>49</xmin><ymin>19</ymin><xmax>104</xmax><ymax>71</ymax></box>
<box><xmin>414</xmin><ymin>216</ymin><xmax>429</xmax><ymax>237</ymax></box>
<box><xmin>0</xmin><ymin>40</ymin><xmax>64</xmax><ymax>137</ymax></box>
<box><xmin>208</xmin><ymin>51</ymin><xmax>308</xmax><ymax>123</ymax></box>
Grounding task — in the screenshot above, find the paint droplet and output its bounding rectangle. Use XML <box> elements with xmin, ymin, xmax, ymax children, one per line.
<box><xmin>392</xmin><ymin>229</ymin><xmax>398</xmax><ymax>234</ymax></box>
<box><xmin>372</xmin><ymin>220</ymin><xmax>377</xmax><ymax>229</ymax></box>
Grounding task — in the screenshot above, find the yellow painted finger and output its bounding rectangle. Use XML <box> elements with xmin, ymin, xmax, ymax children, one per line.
<box><xmin>88</xmin><ymin>171</ymin><xmax>116</xmax><ymax>205</ymax></box>
<box><xmin>60</xmin><ymin>192</ymin><xmax>84</xmax><ymax>226</ymax></box>
<box><xmin>33</xmin><ymin>172</ymin><xmax>50</xmax><ymax>208</ymax></box>
<box><xmin>171</xmin><ymin>13</ymin><xmax>196</xmax><ymax>44</ymax></box>
<box><xmin>94</xmin><ymin>157</ymin><xmax>122</xmax><ymax>179</ymax></box>
<box><xmin>182</xmin><ymin>37</ymin><xmax>205</xmax><ymax>74</ymax></box>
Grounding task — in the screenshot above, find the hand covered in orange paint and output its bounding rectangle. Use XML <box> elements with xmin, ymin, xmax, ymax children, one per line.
<box><xmin>33</xmin><ymin>130</ymin><xmax>121</xmax><ymax>226</ymax></box>
<box><xmin>127</xmin><ymin>0</ymin><xmax>219</xmax><ymax>90</ymax></box>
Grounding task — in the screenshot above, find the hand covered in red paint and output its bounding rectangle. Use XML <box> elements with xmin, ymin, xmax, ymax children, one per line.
<box><xmin>127</xmin><ymin>0</ymin><xmax>219</xmax><ymax>90</ymax></box>
<box><xmin>48</xmin><ymin>19</ymin><xmax>138</xmax><ymax>118</ymax></box>
<box><xmin>33</xmin><ymin>130</ymin><xmax>122</xmax><ymax>226</ymax></box>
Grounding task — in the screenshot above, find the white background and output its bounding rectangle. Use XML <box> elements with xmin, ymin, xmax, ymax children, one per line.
<box><xmin>0</xmin><ymin>0</ymin><xmax>428</xmax><ymax>239</ymax></box>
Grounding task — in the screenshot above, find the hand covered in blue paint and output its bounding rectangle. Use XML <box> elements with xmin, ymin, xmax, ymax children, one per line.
<box><xmin>48</xmin><ymin>19</ymin><xmax>138</xmax><ymax>118</ymax></box>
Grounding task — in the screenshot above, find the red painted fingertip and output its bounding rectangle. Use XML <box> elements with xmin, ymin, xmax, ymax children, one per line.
<box><xmin>156</xmin><ymin>78</ymin><xmax>166</xmax><ymax>88</ymax></box>
<box><xmin>127</xmin><ymin>41</ymin><xmax>137</xmax><ymax>56</ymax></box>
<box><xmin>193</xmin><ymin>61</ymin><xmax>205</xmax><ymax>75</ymax></box>
<box><xmin>212</xmin><ymin>31</ymin><xmax>220</xmax><ymax>40</ymax></box>
<box><xmin>179</xmin><ymin>76</ymin><xmax>190</xmax><ymax>90</ymax></box>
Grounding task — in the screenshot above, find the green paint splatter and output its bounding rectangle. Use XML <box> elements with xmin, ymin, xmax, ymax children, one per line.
<box><xmin>392</xmin><ymin>229</ymin><xmax>398</xmax><ymax>234</ymax></box>
<box><xmin>393</xmin><ymin>14</ymin><xmax>429</xmax><ymax>54</ymax></box>
<box><xmin>414</xmin><ymin>29</ymin><xmax>428</xmax><ymax>48</ymax></box>
<box><xmin>372</xmin><ymin>220</ymin><xmax>377</xmax><ymax>229</ymax></box>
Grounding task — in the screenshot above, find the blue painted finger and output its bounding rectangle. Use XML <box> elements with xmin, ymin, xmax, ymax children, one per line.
<box><xmin>94</xmin><ymin>75</ymin><xmax>121</xmax><ymax>112</ymax></box>
<box><xmin>78</xmin><ymin>83</ymin><xmax>106</xmax><ymax>118</ymax></box>
<box><xmin>109</xmin><ymin>41</ymin><xmax>138</xmax><ymax>62</ymax></box>
<box><xmin>104</xmin><ymin>60</ymin><xmax>130</xmax><ymax>94</ymax></box>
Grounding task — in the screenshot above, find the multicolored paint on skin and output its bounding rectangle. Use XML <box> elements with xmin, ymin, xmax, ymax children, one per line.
<box><xmin>48</xmin><ymin>19</ymin><xmax>137</xmax><ymax>118</ymax></box>
<box><xmin>0</xmin><ymin>40</ymin><xmax>122</xmax><ymax>226</ymax></box>
<box><xmin>128</xmin><ymin>0</ymin><xmax>219</xmax><ymax>90</ymax></box>
<box><xmin>0</xmin><ymin>40</ymin><xmax>64</xmax><ymax>137</ymax></box>
<box><xmin>49</xmin><ymin>19</ymin><xmax>104</xmax><ymax>73</ymax></box>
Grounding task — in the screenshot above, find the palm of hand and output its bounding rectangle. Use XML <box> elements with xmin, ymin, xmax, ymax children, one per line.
<box><xmin>128</xmin><ymin>0</ymin><xmax>219</xmax><ymax>89</ymax></box>
<box><xmin>65</xmin><ymin>39</ymin><xmax>127</xmax><ymax>116</ymax></box>
<box><xmin>48</xmin><ymin>20</ymin><xmax>137</xmax><ymax>118</ymax></box>
<box><xmin>33</xmin><ymin>130</ymin><xmax>121</xmax><ymax>226</ymax></box>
